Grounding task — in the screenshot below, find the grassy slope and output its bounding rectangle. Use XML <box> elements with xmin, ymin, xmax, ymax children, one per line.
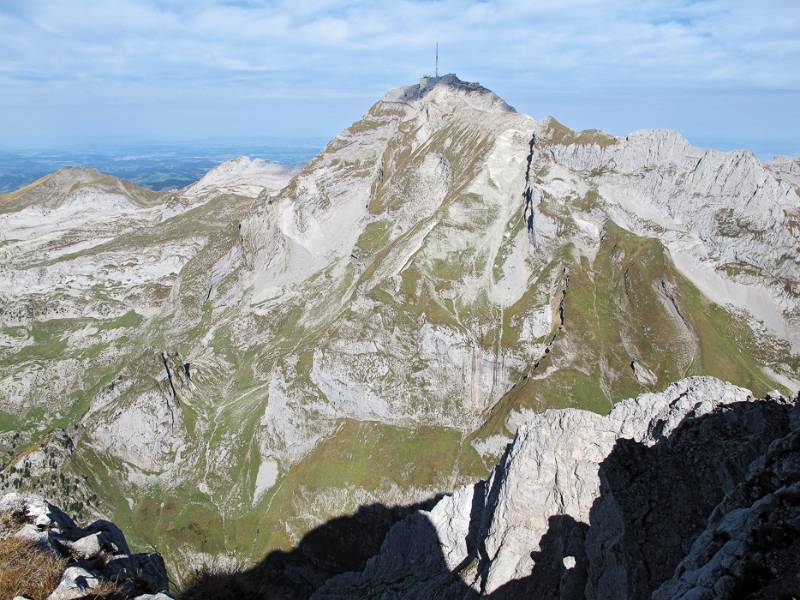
<box><xmin>462</xmin><ymin>221</ymin><xmax>787</xmax><ymax>473</ymax></box>
<box><xmin>105</xmin><ymin>212</ymin><xmax>790</xmax><ymax>579</ymax></box>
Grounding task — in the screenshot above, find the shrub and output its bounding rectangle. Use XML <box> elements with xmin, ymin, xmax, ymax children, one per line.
<box><xmin>86</xmin><ymin>580</ymin><xmax>127</xmax><ymax>599</ymax></box>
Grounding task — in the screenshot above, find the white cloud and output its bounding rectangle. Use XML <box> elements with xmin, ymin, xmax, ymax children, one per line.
<box><xmin>0</xmin><ymin>0</ymin><xmax>797</xmax><ymax>152</ymax></box>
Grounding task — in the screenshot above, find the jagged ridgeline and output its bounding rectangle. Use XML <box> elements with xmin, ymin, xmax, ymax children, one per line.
<box><xmin>1</xmin><ymin>74</ymin><xmax>798</xmax><ymax>582</ymax></box>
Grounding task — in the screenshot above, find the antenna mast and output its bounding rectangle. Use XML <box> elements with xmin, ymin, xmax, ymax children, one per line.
<box><xmin>435</xmin><ymin>42</ymin><xmax>439</xmax><ymax>78</ymax></box>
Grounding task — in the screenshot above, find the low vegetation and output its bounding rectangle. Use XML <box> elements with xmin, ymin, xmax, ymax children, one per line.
<box><xmin>540</xmin><ymin>116</ymin><xmax>618</xmax><ymax>147</ymax></box>
<box><xmin>0</xmin><ymin>536</ymin><xmax>66</xmax><ymax>600</ymax></box>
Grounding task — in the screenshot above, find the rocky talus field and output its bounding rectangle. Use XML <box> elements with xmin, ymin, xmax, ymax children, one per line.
<box><xmin>0</xmin><ymin>75</ymin><xmax>798</xmax><ymax>598</ymax></box>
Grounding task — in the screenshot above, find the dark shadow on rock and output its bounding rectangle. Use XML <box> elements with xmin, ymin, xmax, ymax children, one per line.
<box><xmin>180</xmin><ymin>497</ymin><xmax>442</xmax><ymax>600</ymax></box>
<box><xmin>488</xmin><ymin>514</ymin><xmax>588</xmax><ymax>600</ymax></box>
<box><xmin>489</xmin><ymin>398</ymin><xmax>797</xmax><ymax>599</ymax></box>
<box><xmin>584</xmin><ymin>398</ymin><xmax>795</xmax><ymax>599</ymax></box>
<box><xmin>182</xmin><ymin>398</ymin><xmax>798</xmax><ymax>599</ymax></box>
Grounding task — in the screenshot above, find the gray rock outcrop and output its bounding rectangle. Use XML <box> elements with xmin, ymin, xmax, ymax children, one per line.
<box><xmin>654</xmin><ymin>407</ymin><xmax>800</xmax><ymax>599</ymax></box>
<box><xmin>0</xmin><ymin>492</ymin><xmax>174</xmax><ymax>600</ymax></box>
<box><xmin>2</xmin><ymin>73</ymin><xmax>798</xmax><ymax>580</ymax></box>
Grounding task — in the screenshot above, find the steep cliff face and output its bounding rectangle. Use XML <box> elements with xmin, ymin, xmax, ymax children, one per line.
<box><xmin>315</xmin><ymin>377</ymin><xmax>798</xmax><ymax>599</ymax></box>
<box><xmin>1</xmin><ymin>75</ymin><xmax>798</xmax><ymax>579</ymax></box>
<box><xmin>766</xmin><ymin>155</ymin><xmax>800</xmax><ymax>187</ymax></box>
<box><xmin>545</xmin><ymin>124</ymin><xmax>800</xmax><ymax>347</ymax></box>
<box><xmin>654</xmin><ymin>404</ymin><xmax>800</xmax><ymax>599</ymax></box>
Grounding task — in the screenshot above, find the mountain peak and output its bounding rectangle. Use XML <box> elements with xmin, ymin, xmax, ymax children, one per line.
<box><xmin>382</xmin><ymin>73</ymin><xmax>515</xmax><ymax>114</ymax></box>
<box><xmin>182</xmin><ymin>156</ymin><xmax>296</xmax><ymax>198</ymax></box>
<box><xmin>0</xmin><ymin>165</ymin><xmax>162</xmax><ymax>213</ymax></box>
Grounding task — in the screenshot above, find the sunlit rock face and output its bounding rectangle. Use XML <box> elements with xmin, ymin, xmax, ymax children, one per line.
<box><xmin>0</xmin><ymin>74</ymin><xmax>798</xmax><ymax>581</ymax></box>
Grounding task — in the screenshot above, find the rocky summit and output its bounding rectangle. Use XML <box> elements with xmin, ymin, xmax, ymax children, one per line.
<box><xmin>1</xmin><ymin>74</ymin><xmax>799</xmax><ymax>597</ymax></box>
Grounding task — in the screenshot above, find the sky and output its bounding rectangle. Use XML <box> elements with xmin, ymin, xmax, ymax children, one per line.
<box><xmin>1</xmin><ymin>0</ymin><xmax>798</xmax><ymax>158</ymax></box>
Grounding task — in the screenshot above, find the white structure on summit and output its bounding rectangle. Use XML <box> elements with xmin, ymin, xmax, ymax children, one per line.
<box><xmin>419</xmin><ymin>43</ymin><xmax>440</xmax><ymax>89</ymax></box>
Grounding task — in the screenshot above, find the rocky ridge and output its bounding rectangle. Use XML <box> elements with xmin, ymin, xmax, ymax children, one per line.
<box><xmin>182</xmin><ymin>157</ymin><xmax>298</xmax><ymax>199</ymax></box>
<box><xmin>766</xmin><ymin>155</ymin><xmax>800</xmax><ymax>187</ymax></box>
<box><xmin>545</xmin><ymin>122</ymin><xmax>800</xmax><ymax>346</ymax></box>
<box><xmin>315</xmin><ymin>376</ymin><xmax>799</xmax><ymax>599</ymax></box>
<box><xmin>1</xmin><ymin>74</ymin><xmax>799</xmax><ymax>579</ymax></box>
<box><xmin>0</xmin><ymin>492</ymin><xmax>173</xmax><ymax>599</ymax></box>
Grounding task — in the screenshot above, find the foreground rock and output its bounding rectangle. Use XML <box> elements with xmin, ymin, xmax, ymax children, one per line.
<box><xmin>0</xmin><ymin>492</ymin><xmax>174</xmax><ymax>600</ymax></box>
<box><xmin>315</xmin><ymin>376</ymin><xmax>799</xmax><ymax>599</ymax></box>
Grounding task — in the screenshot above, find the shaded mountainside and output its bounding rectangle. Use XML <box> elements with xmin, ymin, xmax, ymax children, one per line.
<box><xmin>0</xmin><ymin>74</ymin><xmax>799</xmax><ymax>582</ymax></box>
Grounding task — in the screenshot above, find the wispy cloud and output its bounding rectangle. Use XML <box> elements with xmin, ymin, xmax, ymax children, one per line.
<box><xmin>0</xmin><ymin>0</ymin><xmax>798</xmax><ymax>154</ymax></box>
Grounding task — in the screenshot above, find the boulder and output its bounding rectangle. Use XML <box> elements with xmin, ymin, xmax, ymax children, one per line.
<box><xmin>103</xmin><ymin>553</ymin><xmax>170</xmax><ymax>594</ymax></box>
<box><xmin>46</xmin><ymin>566</ymin><xmax>100</xmax><ymax>600</ymax></box>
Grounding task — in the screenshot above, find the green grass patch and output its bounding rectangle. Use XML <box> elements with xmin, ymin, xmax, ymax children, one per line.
<box><xmin>356</xmin><ymin>220</ymin><xmax>392</xmax><ymax>254</ymax></box>
<box><xmin>249</xmin><ymin>420</ymin><xmax>461</xmax><ymax>553</ymax></box>
<box><xmin>541</xmin><ymin>117</ymin><xmax>617</xmax><ymax>148</ymax></box>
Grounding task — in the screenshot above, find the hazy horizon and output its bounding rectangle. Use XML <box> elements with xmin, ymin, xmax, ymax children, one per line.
<box><xmin>0</xmin><ymin>123</ymin><xmax>794</xmax><ymax>194</ymax></box>
<box><xmin>0</xmin><ymin>139</ymin><xmax>322</xmax><ymax>192</ymax></box>
<box><xmin>0</xmin><ymin>127</ymin><xmax>796</xmax><ymax>161</ymax></box>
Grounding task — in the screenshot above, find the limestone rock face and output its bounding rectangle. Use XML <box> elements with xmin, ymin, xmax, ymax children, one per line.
<box><xmin>766</xmin><ymin>154</ymin><xmax>800</xmax><ymax>187</ymax></box>
<box><xmin>181</xmin><ymin>156</ymin><xmax>298</xmax><ymax>199</ymax></box>
<box><xmin>546</xmin><ymin>125</ymin><xmax>800</xmax><ymax>348</ymax></box>
<box><xmin>316</xmin><ymin>377</ymin><xmax>798</xmax><ymax>599</ymax></box>
<box><xmin>0</xmin><ymin>493</ymin><xmax>174</xmax><ymax>600</ymax></box>
<box><xmin>582</xmin><ymin>392</ymin><xmax>793</xmax><ymax>598</ymax></box>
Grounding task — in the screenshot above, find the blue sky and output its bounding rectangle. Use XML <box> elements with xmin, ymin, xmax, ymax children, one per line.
<box><xmin>1</xmin><ymin>0</ymin><xmax>798</xmax><ymax>157</ymax></box>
